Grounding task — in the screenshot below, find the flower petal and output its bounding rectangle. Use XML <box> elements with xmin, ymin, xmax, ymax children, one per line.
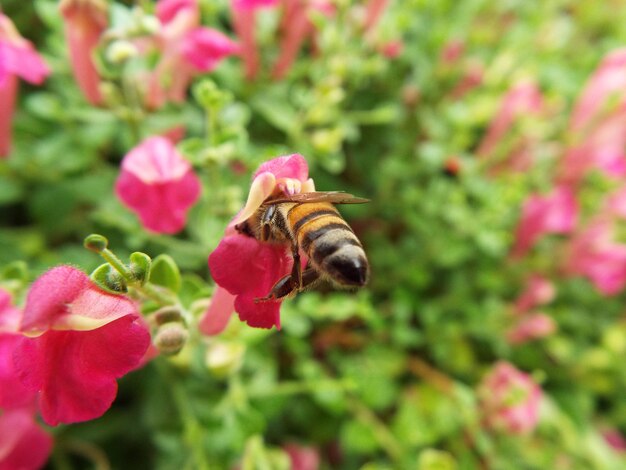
<box><xmin>14</xmin><ymin>315</ymin><xmax>150</xmax><ymax>426</ymax></box>
<box><xmin>0</xmin><ymin>333</ymin><xmax>37</xmax><ymax>409</ymax></box>
<box><xmin>231</xmin><ymin>171</ymin><xmax>276</xmax><ymax>225</ymax></box>
<box><xmin>0</xmin><ymin>408</ymin><xmax>52</xmax><ymax>470</ymax></box>
<box><xmin>198</xmin><ymin>286</ymin><xmax>235</xmax><ymax>336</ymax></box>
<box><xmin>253</xmin><ymin>153</ymin><xmax>308</xmax><ymax>182</ymax></box>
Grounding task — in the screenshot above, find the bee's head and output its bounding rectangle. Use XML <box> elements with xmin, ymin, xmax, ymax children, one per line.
<box><xmin>234</xmin><ymin>219</ymin><xmax>255</xmax><ymax>238</ymax></box>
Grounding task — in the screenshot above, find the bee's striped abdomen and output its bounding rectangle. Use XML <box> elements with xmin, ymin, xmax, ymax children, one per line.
<box><xmin>288</xmin><ymin>203</ymin><xmax>369</xmax><ymax>286</ymax></box>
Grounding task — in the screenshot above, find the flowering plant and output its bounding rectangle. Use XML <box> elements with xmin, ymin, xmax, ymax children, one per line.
<box><xmin>2</xmin><ymin>0</ymin><xmax>626</xmax><ymax>468</ymax></box>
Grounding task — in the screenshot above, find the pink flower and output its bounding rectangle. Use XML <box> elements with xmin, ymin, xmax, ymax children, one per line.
<box><xmin>440</xmin><ymin>39</ymin><xmax>464</xmax><ymax>65</ymax></box>
<box><xmin>570</xmin><ymin>48</ymin><xmax>626</xmax><ymax>132</ymax></box>
<box><xmin>363</xmin><ymin>0</ymin><xmax>389</xmax><ymax>33</ymax></box>
<box><xmin>514</xmin><ymin>275</ymin><xmax>556</xmax><ymax>313</ymax></box>
<box><xmin>476</xmin><ymin>81</ymin><xmax>543</xmax><ymax>158</ymax></box>
<box><xmin>564</xmin><ymin>220</ymin><xmax>626</xmax><ymax>295</ymax></box>
<box><xmin>0</xmin><ymin>13</ymin><xmax>50</xmax><ymax>157</ymax></box>
<box><xmin>115</xmin><ymin>136</ymin><xmax>201</xmax><ymax>234</ymax></box>
<box><xmin>602</xmin><ymin>427</ymin><xmax>626</xmax><ymax>453</ymax></box>
<box><xmin>0</xmin><ymin>290</ymin><xmax>37</xmax><ymax>410</ymax></box>
<box><xmin>272</xmin><ymin>1</ymin><xmax>335</xmax><ymax>79</ymax></box>
<box><xmin>0</xmin><ymin>407</ymin><xmax>52</xmax><ymax>470</ymax></box>
<box><xmin>506</xmin><ymin>313</ymin><xmax>556</xmax><ymax>345</ymax></box>
<box><xmin>233</xmin><ymin>0</ymin><xmax>280</xmax><ymax>9</ymax></box>
<box><xmin>380</xmin><ymin>40</ymin><xmax>404</xmax><ymax>59</ymax></box>
<box><xmin>478</xmin><ymin>361</ymin><xmax>542</xmax><ymax>434</ymax></box>
<box><xmin>13</xmin><ymin>266</ymin><xmax>151</xmax><ymax>426</ymax></box>
<box><xmin>59</xmin><ymin>0</ymin><xmax>108</xmax><ymax>106</ymax></box>
<box><xmin>559</xmin><ymin>110</ymin><xmax>626</xmax><ymax>184</ymax></box>
<box><xmin>156</xmin><ymin>0</ymin><xmax>198</xmax><ymax>24</ymax></box>
<box><xmin>284</xmin><ymin>443</ymin><xmax>320</xmax><ymax>470</ymax></box>
<box><xmin>181</xmin><ymin>28</ymin><xmax>240</xmax><ymax>72</ymax></box>
<box><xmin>512</xmin><ymin>185</ymin><xmax>577</xmax><ymax>257</ymax></box>
<box><xmin>201</xmin><ymin>154</ymin><xmax>314</xmax><ymax>331</ymax></box>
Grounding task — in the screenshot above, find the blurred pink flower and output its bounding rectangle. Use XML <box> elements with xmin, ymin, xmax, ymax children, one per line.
<box><xmin>0</xmin><ymin>407</ymin><xmax>52</xmax><ymax>470</ymax></box>
<box><xmin>514</xmin><ymin>275</ymin><xmax>556</xmax><ymax>313</ymax></box>
<box><xmin>559</xmin><ymin>110</ymin><xmax>626</xmax><ymax>184</ymax></box>
<box><xmin>380</xmin><ymin>40</ymin><xmax>404</xmax><ymax>59</ymax></box>
<box><xmin>272</xmin><ymin>1</ymin><xmax>335</xmax><ymax>79</ymax></box>
<box><xmin>59</xmin><ymin>0</ymin><xmax>107</xmax><ymax>106</ymax></box>
<box><xmin>602</xmin><ymin>427</ymin><xmax>626</xmax><ymax>452</ymax></box>
<box><xmin>14</xmin><ymin>266</ymin><xmax>151</xmax><ymax>426</ymax></box>
<box><xmin>478</xmin><ymin>361</ymin><xmax>542</xmax><ymax>434</ymax></box>
<box><xmin>231</xmin><ymin>0</ymin><xmax>279</xmax><ymax>80</ymax></box>
<box><xmin>0</xmin><ymin>13</ymin><xmax>50</xmax><ymax>158</ymax></box>
<box><xmin>570</xmin><ymin>48</ymin><xmax>626</xmax><ymax>132</ymax></box>
<box><xmin>440</xmin><ymin>39</ymin><xmax>464</xmax><ymax>65</ymax></box>
<box><xmin>363</xmin><ymin>0</ymin><xmax>389</xmax><ymax>33</ymax></box>
<box><xmin>512</xmin><ymin>185</ymin><xmax>577</xmax><ymax>257</ymax></box>
<box><xmin>284</xmin><ymin>443</ymin><xmax>320</xmax><ymax>470</ymax></box>
<box><xmin>156</xmin><ymin>0</ymin><xmax>197</xmax><ymax>24</ymax></box>
<box><xmin>181</xmin><ymin>28</ymin><xmax>241</xmax><ymax>72</ymax></box>
<box><xmin>506</xmin><ymin>313</ymin><xmax>556</xmax><ymax>345</ymax></box>
<box><xmin>476</xmin><ymin>81</ymin><xmax>543</xmax><ymax>158</ymax></box>
<box><xmin>564</xmin><ymin>220</ymin><xmax>626</xmax><ymax>295</ymax></box>
<box><xmin>115</xmin><ymin>136</ymin><xmax>201</xmax><ymax>234</ymax></box>
<box><xmin>201</xmin><ymin>154</ymin><xmax>314</xmax><ymax>331</ymax></box>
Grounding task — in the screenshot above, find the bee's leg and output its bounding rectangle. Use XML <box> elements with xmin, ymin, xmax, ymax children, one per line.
<box><xmin>254</xmin><ymin>268</ymin><xmax>320</xmax><ymax>303</ymax></box>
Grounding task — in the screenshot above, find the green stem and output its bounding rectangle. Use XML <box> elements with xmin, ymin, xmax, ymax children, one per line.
<box><xmin>157</xmin><ymin>362</ymin><xmax>210</xmax><ymax>470</ymax></box>
<box><xmin>207</xmin><ymin>106</ymin><xmax>217</xmax><ymax>147</ymax></box>
<box><xmin>100</xmin><ymin>248</ymin><xmax>134</xmax><ymax>280</ymax></box>
<box><xmin>347</xmin><ymin>399</ymin><xmax>403</xmax><ymax>464</ymax></box>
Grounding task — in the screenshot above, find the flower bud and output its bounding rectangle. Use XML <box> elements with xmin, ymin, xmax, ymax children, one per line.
<box><xmin>106</xmin><ymin>40</ymin><xmax>139</xmax><ymax>64</ymax></box>
<box><xmin>154</xmin><ymin>322</ymin><xmax>189</xmax><ymax>355</ymax></box>
<box><xmin>90</xmin><ymin>263</ymin><xmax>128</xmax><ymax>293</ymax></box>
<box><xmin>129</xmin><ymin>252</ymin><xmax>151</xmax><ymax>285</ymax></box>
<box><xmin>205</xmin><ymin>341</ymin><xmax>245</xmax><ymax>378</ymax></box>
<box><xmin>84</xmin><ymin>233</ymin><xmax>109</xmax><ymax>252</ymax></box>
<box><xmin>152</xmin><ymin>306</ymin><xmax>184</xmax><ymax>326</ymax></box>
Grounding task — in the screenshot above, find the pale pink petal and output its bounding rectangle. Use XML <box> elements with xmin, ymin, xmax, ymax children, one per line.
<box><xmin>231</xmin><ymin>171</ymin><xmax>276</xmax><ymax>225</ymax></box>
<box><xmin>157</xmin><ymin>0</ymin><xmax>198</xmax><ymax>24</ymax></box>
<box><xmin>284</xmin><ymin>443</ymin><xmax>320</xmax><ymax>470</ymax></box>
<box><xmin>0</xmin><ymin>74</ymin><xmax>17</xmax><ymax>158</ymax></box>
<box><xmin>0</xmin><ymin>41</ymin><xmax>50</xmax><ymax>85</ymax></box>
<box><xmin>198</xmin><ymin>286</ymin><xmax>235</xmax><ymax>336</ymax></box>
<box><xmin>514</xmin><ymin>275</ymin><xmax>556</xmax><ymax>313</ymax></box>
<box><xmin>506</xmin><ymin>313</ymin><xmax>556</xmax><ymax>345</ymax></box>
<box><xmin>121</xmin><ymin>136</ymin><xmax>191</xmax><ymax>184</ymax></box>
<box><xmin>0</xmin><ymin>288</ymin><xmax>21</xmax><ymax>332</ymax></box>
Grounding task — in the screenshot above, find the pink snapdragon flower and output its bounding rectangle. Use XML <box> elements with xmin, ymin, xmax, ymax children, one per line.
<box><xmin>0</xmin><ymin>13</ymin><xmax>50</xmax><ymax>157</ymax></box>
<box><xmin>13</xmin><ymin>266</ymin><xmax>151</xmax><ymax>426</ymax></box>
<box><xmin>512</xmin><ymin>185</ymin><xmax>577</xmax><ymax>257</ymax></box>
<box><xmin>564</xmin><ymin>220</ymin><xmax>626</xmax><ymax>295</ymax></box>
<box><xmin>476</xmin><ymin>81</ymin><xmax>543</xmax><ymax>158</ymax></box>
<box><xmin>514</xmin><ymin>275</ymin><xmax>556</xmax><ymax>314</ymax></box>
<box><xmin>0</xmin><ymin>407</ymin><xmax>52</xmax><ymax>470</ymax></box>
<box><xmin>478</xmin><ymin>361</ymin><xmax>542</xmax><ymax>434</ymax></box>
<box><xmin>602</xmin><ymin>427</ymin><xmax>626</xmax><ymax>453</ymax></box>
<box><xmin>231</xmin><ymin>0</ymin><xmax>280</xmax><ymax>80</ymax></box>
<box><xmin>115</xmin><ymin>136</ymin><xmax>201</xmax><ymax>234</ymax></box>
<box><xmin>0</xmin><ymin>290</ymin><xmax>37</xmax><ymax>410</ymax></box>
<box><xmin>59</xmin><ymin>0</ymin><xmax>108</xmax><ymax>106</ymax></box>
<box><xmin>506</xmin><ymin>313</ymin><xmax>556</xmax><ymax>345</ymax></box>
<box><xmin>570</xmin><ymin>48</ymin><xmax>626</xmax><ymax>132</ymax></box>
<box><xmin>200</xmin><ymin>154</ymin><xmax>315</xmax><ymax>332</ymax></box>
<box><xmin>284</xmin><ymin>443</ymin><xmax>320</xmax><ymax>470</ymax></box>
<box><xmin>145</xmin><ymin>0</ymin><xmax>239</xmax><ymax>108</ymax></box>
<box><xmin>272</xmin><ymin>0</ymin><xmax>335</xmax><ymax>79</ymax></box>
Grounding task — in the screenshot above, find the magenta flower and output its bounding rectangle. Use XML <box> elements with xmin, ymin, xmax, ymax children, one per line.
<box><xmin>0</xmin><ymin>13</ymin><xmax>50</xmax><ymax>157</ymax></box>
<box><xmin>284</xmin><ymin>443</ymin><xmax>320</xmax><ymax>470</ymax></box>
<box><xmin>602</xmin><ymin>427</ymin><xmax>626</xmax><ymax>453</ymax></box>
<box><xmin>13</xmin><ymin>266</ymin><xmax>150</xmax><ymax>426</ymax></box>
<box><xmin>514</xmin><ymin>275</ymin><xmax>556</xmax><ymax>314</ymax></box>
<box><xmin>115</xmin><ymin>136</ymin><xmax>201</xmax><ymax>234</ymax></box>
<box><xmin>478</xmin><ymin>361</ymin><xmax>542</xmax><ymax>434</ymax></box>
<box><xmin>570</xmin><ymin>48</ymin><xmax>626</xmax><ymax>132</ymax></box>
<box><xmin>156</xmin><ymin>0</ymin><xmax>198</xmax><ymax>24</ymax></box>
<box><xmin>0</xmin><ymin>407</ymin><xmax>52</xmax><ymax>470</ymax></box>
<box><xmin>201</xmin><ymin>154</ymin><xmax>315</xmax><ymax>331</ymax></box>
<box><xmin>476</xmin><ymin>81</ymin><xmax>543</xmax><ymax>159</ymax></box>
<box><xmin>564</xmin><ymin>220</ymin><xmax>626</xmax><ymax>295</ymax></box>
<box><xmin>363</xmin><ymin>0</ymin><xmax>390</xmax><ymax>33</ymax></box>
<box><xmin>0</xmin><ymin>290</ymin><xmax>37</xmax><ymax>410</ymax></box>
<box><xmin>506</xmin><ymin>313</ymin><xmax>556</xmax><ymax>345</ymax></box>
<box><xmin>512</xmin><ymin>185</ymin><xmax>577</xmax><ymax>257</ymax></box>
<box><xmin>181</xmin><ymin>28</ymin><xmax>241</xmax><ymax>72</ymax></box>
<box><xmin>59</xmin><ymin>0</ymin><xmax>108</xmax><ymax>106</ymax></box>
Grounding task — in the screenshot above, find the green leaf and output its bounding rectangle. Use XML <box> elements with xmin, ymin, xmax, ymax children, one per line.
<box><xmin>149</xmin><ymin>254</ymin><xmax>182</xmax><ymax>293</ymax></box>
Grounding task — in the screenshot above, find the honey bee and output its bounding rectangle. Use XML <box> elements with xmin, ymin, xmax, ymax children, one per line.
<box><xmin>234</xmin><ymin>191</ymin><xmax>370</xmax><ymax>302</ymax></box>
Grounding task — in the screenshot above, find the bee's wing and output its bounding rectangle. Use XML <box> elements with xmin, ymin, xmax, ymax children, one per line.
<box><xmin>268</xmin><ymin>191</ymin><xmax>370</xmax><ymax>205</ymax></box>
